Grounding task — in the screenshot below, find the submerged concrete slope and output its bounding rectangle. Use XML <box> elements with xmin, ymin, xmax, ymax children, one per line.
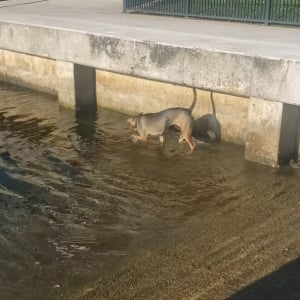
<box><xmin>0</xmin><ymin>0</ymin><xmax>300</xmax><ymax>166</ymax></box>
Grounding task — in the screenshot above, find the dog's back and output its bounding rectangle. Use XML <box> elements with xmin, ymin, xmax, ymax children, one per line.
<box><xmin>137</xmin><ymin>107</ymin><xmax>193</xmax><ymax>136</ymax></box>
<box><xmin>137</xmin><ymin>112</ymin><xmax>169</xmax><ymax>136</ymax></box>
<box><xmin>137</xmin><ymin>88</ymin><xmax>196</xmax><ymax>136</ymax></box>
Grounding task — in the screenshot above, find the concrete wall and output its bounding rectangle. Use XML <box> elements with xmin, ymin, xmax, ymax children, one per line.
<box><xmin>0</xmin><ymin>49</ymin><xmax>77</xmax><ymax>109</ymax></box>
<box><xmin>56</xmin><ymin>61</ymin><xmax>75</xmax><ymax>109</ymax></box>
<box><xmin>245</xmin><ymin>98</ymin><xmax>283</xmax><ymax>167</ymax></box>
<box><xmin>0</xmin><ymin>49</ymin><xmax>57</xmax><ymax>95</ymax></box>
<box><xmin>96</xmin><ymin>70</ymin><xmax>249</xmax><ymax>145</ymax></box>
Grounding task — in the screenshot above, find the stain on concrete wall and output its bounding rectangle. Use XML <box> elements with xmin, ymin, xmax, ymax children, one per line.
<box><xmin>0</xmin><ymin>49</ymin><xmax>57</xmax><ymax>95</ymax></box>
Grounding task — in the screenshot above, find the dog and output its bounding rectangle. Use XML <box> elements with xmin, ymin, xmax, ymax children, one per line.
<box><xmin>127</xmin><ymin>88</ymin><xmax>197</xmax><ymax>151</ymax></box>
<box><xmin>192</xmin><ymin>92</ymin><xmax>221</xmax><ymax>142</ymax></box>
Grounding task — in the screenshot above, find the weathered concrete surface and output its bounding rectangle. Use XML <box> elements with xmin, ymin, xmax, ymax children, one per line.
<box><xmin>213</xmin><ymin>93</ymin><xmax>249</xmax><ymax>145</ymax></box>
<box><xmin>245</xmin><ymin>98</ymin><xmax>283</xmax><ymax>167</ymax></box>
<box><xmin>0</xmin><ymin>22</ymin><xmax>253</xmax><ymax>99</ymax></box>
<box><xmin>1</xmin><ymin>1</ymin><xmax>300</xmax><ymax>59</ymax></box>
<box><xmin>56</xmin><ymin>61</ymin><xmax>75</xmax><ymax>109</ymax></box>
<box><xmin>1</xmin><ymin>21</ymin><xmax>299</xmax><ymax>106</ymax></box>
<box><xmin>251</xmin><ymin>58</ymin><xmax>300</xmax><ymax>106</ymax></box>
<box><xmin>96</xmin><ymin>70</ymin><xmax>249</xmax><ymax>144</ymax></box>
<box><xmin>96</xmin><ymin>69</ymin><xmax>192</xmax><ymax>114</ymax></box>
<box><xmin>0</xmin><ymin>0</ymin><xmax>300</xmax><ymax>105</ymax></box>
<box><xmin>0</xmin><ymin>49</ymin><xmax>57</xmax><ymax>95</ymax></box>
<box><xmin>0</xmin><ymin>49</ymin><xmax>76</xmax><ymax>109</ymax></box>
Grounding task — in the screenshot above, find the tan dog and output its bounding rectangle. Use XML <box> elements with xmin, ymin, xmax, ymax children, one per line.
<box><xmin>127</xmin><ymin>88</ymin><xmax>197</xmax><ymax>151</ymax></box>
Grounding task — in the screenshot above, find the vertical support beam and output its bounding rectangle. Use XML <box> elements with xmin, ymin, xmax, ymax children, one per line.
<box><xmin>185</xmin><ymin>0</ymin><xmax>191</xmax><ymax>16</ymax></box>
<box><xmin>299</xmin><ymin>118</ymin><xmax>300</xmax><ymax>158</ymax></box>
<box><xmin>73</xmin><ymin>64</ymin><xmax>96</xmax><ymax>113</ymax></box>
<box><xmin>123</xmin><ymin>0</ymin><xmax>126</xmax><ymax>13</ymax></box>
<box><xmin>73</xmin><ymin>64</ymin><xmax>97</xmax><ymax>142</ymax></box>
<box><xmin>245</xmin><ymin>98</ymin><xmax>283</xmax><ymax>167</ymax></box>
<box><xmin>278</xmin><ymin>104</ymin><xmax>300</xmax><ymax>164</ymax></box>
<box><xmin>56</xmin><ymin>60</ymin><xmax>76</xmax><ymax>109</ymax></box>
<box><xmin>56</xmin><ymin>61</ymin><xmax>97</xmax><ymax>112</ymax></box>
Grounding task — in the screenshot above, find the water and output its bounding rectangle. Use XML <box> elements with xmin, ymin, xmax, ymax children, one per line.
<box><xmin>0</xmin><ymin>82</ymin><xmax>299</xmax><ymax>300</ymax></box>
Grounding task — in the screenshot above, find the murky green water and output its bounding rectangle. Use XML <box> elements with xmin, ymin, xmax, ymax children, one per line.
<box><xmin>0</xmin><ymin>82</ymin><xmax>299</xmax><ymax>300</ymax></box>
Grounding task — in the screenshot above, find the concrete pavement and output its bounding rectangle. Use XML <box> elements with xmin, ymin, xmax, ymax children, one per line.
<box><xmin>0</xmin><ymin>0</ymin><xmax>300</xmax><ymax>61</ymax></box>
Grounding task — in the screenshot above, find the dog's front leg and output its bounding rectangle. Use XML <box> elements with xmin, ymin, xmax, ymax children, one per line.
<box><xmin>131</xmin><ymin>134</ymin><xmax>147</xmax><ymax>143</ymax></box>
<box><xmin>159</xmin><ymin>135</ymin><xmax>166</xmax><ymax>146</ymax></box>
<box><xmin>131</xmin><ymin>135</ymin><xmax>140</xmax><ymax>143</ymax></box>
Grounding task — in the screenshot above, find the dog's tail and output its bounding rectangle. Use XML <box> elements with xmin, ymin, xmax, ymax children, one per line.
<box><xmin>210</xmin><ymin>91</ymin><xmax>216</xmax><ymax>116</ymax></box>
<box><xmin>188</xmin><ymin>88</ymin><xmax>197</xmax><ymax>113</ymax></box>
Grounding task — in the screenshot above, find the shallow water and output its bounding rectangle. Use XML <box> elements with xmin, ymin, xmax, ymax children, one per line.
<box><xmin>0</xmin><ymin>82</ymin><xmax>299</xmax><ymax>300</ymax></box>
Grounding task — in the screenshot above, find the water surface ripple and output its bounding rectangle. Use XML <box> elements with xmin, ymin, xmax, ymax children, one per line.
<box><xmin>0</xmin><ymin>83</ymin><xmax>299</xmax><ymax>300</ymax></box>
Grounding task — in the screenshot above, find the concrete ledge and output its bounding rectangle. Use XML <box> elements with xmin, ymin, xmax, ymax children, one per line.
<box><xmin>0</xmin><ymin>21</ymin><xmax>300</xmax><ymax>105</ymax></box>
<box><xmin>56</xmin><ymin>61</ymin><xmax>75</xmax><ymax>109</ymax></box>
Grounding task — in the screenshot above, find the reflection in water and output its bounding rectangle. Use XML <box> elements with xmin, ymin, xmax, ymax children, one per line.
<box><xmin>0</xmin><ymin>82</ymin><xmax>299</xmax><ymax>300</ymax></box>
<box><xmin>75</xmin><ymin>110</ymin><xmax>98</xmax><ymax>143</ymax></box>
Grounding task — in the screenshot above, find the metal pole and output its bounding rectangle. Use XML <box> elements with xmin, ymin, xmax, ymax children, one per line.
<box><xmin>264</xmin><ymin>0</ymin><xmax>272</xmax><ymax>25</ymax></box>
<box><xmin>123</xmin><ymin>0</ymin><xmax>126</xmax><ymax>13</ymax></box>
<box><xmin>185</xmin><ymin>0</ymin><xmax>191</xmax><ymax>17</ymax></box>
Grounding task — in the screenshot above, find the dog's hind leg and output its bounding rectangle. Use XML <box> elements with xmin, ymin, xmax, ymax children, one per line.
<box><xmin>131</xmin><ymin>135</ymin><xmax>139</xmax><ymax>143</ymax></box>
<box><xmin>183</xmin><ymin>134</ymin><xmax>196</xmax><ymax>151</ymax></box>
<box><xmin>159</xmin><ymin>135</ymin><xmax>166</xmax><ymax>145</ymax></box>
<box><xmin>181</xmin><ymin>123</ymin><xmax>196</xmax><ymax>151</ymax></box>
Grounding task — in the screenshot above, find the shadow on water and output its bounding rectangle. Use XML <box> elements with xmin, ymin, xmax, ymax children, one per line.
<box><xmin>0</xmin><ymin>110</ymin><xmax>55</xmax><ymax>142</ymax></box>
<box><xmin>0</xmin><ymin>169</ymin><xmax>47</xmax><ymax>199</ymax></box>
<box><xmin>229</xmin><ymin>258</ymin><xmax>300</xmax><ymax>300</ymax></box>
<box><xmin>74</xmin><ymin>109</ymin><xmax>98</xmax><ymax>144</ymax></box>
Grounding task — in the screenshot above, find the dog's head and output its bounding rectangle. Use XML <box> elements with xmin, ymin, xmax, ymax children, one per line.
<box><xmin>127</xmin><ymin>117</ymin><xmax>137</xmax><ymax>129</ymax></box>
<box><xmin>127</xmin><ymin>113</ymin><xmax>143</xmax><ymax>130</ymax></box>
